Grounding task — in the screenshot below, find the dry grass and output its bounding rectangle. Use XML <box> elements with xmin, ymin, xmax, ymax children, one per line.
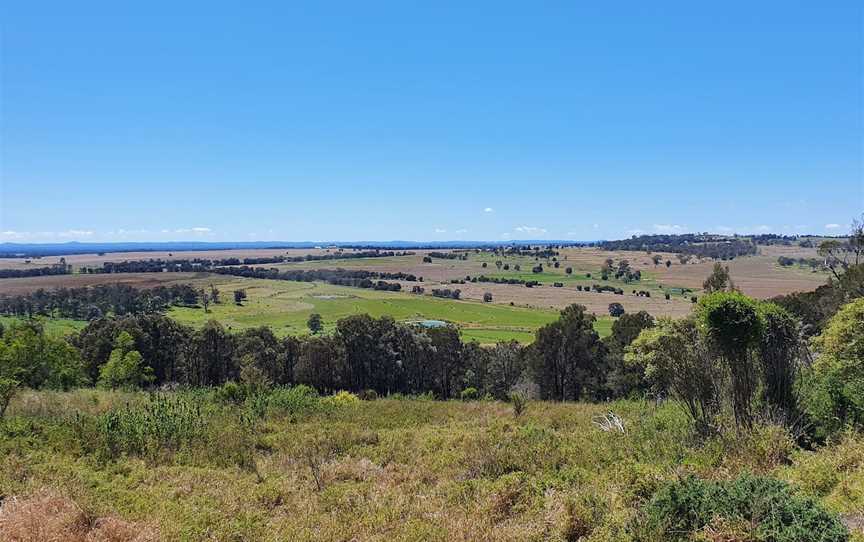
<box><xmin>0</xmin><ymin>489</ymin><xmax>159</xmax><ymax>542</ymax></box>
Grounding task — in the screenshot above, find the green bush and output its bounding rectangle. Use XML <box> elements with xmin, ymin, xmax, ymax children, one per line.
<box><xmin>91</xmin><ymin>393</ymin><xmax>206</xmax><ymax>463</ymax></box>
<box><xmin>460</xmin><ymin>387</ymin><xmax>479</xmax><ymax>401</ymax></box>
<box><xmin>214</xmin><ymin>381</ymin><xmax>246</xmax><ymax>404</ymax></box>
<box><xmin>267</xmin><ymin>385</ymin><xmax>321</xmax><ymax>419</ymax></box>
<box><xmin>639</xmin><ymin>474</ymin><xmax>849</xmax><ymax>542</ymax></box>
<box><xmin>805</xmin><ymin>298</ymin><xmax>864</xmax><ymax>435</ymax></box>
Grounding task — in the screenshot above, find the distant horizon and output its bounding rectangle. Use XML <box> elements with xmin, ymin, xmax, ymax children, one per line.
<box><xmin>0</xmin><ymin>228</ymin><xmax>849</xmax><ymax>257</ymax></box>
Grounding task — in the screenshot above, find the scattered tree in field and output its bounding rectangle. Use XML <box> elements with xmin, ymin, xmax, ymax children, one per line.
<box><xmin>565</xmin><ymin>267</ymin><xmax>573</xmax><ymax>274</ymax></box>
<box><xmin>307</xmin><ymin>313</ymin><xmax>323</xmax><ymax>335</ymax></box>
<box><xmin>818</xmin><ymin>215</ymin><xmax>863</xmax><ymax>281</ymax></box>
<box><xmin>209</xmin><ymin>284</ymin><xmax>220</xmax><ymax>304</ymax></box>
<box><xmin>665</xmin><ymin>260</ymin><xmax>672</xmax><ymax>268</ymax></box>
<box><xmin>652</xmin><ymin>255</ymin><xmax>663</xmax><ymax>266</ymax></box>
<box><xmin>703</xmin><ymin>263</ymin><xmax>734</xmax><ymax>293</ymax></box>
<box><xmin>495</xmin><ymin>260</ymin><xmax>503</xmax><ymax>270</ymax></box>
<box><xmin>608</xmin><ymin>302</ymin><xmax>625</xmax><ymax>317</ymax></box>
<box><xmin>233</xmin><ymin>289</ymin><xmax>247</xmax><ymax>305</ymax></box>
<box><xmin>98</xmin><ymin>332</ymin><xmax>154</xmax><ymax>390</ymax></box>
<box><xmin>481</xmin><ymin>262</ymin><xmax>487</xmax><ymax>268</ymax></box>
<box><xmin>201</xmin><ymin>290</ymin><xmax>210</xmax><ymax>312</ymax></box>
<box><xmin>483</xmin><ymin>292</ymin><xmax>493</xmax><ymax>303</ymax></box>
<box><xmin>514</xmin><ymin>264</ymin><xmax>521</xmax><ymax>271</ymax></box>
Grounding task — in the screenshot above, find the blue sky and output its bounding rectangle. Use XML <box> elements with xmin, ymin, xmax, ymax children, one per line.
<box><xmin>1</xmin><ymin>1</ymin><xmax>861</xmax><ymax>242</ymax></box>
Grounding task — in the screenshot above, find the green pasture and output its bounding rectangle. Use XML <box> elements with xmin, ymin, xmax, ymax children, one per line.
<box><xmin>169</xmin><ymin>277</ymin><xmax>610</xmax><ymax>341</ymax></box>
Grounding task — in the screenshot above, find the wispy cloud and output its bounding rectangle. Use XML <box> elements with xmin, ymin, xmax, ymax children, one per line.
<box><xmin>484</xmin><ymin>207</ymin><xmax>494</xmax><ymax>213</ymax></box>
<box><xmin>714</xmin><ymin>225</ymin><xmax>735</xmax><ymax>234</ymax></box>
<box><xmin>754</xmin><ymin>225</ymin><xmax>771</xmax><ymax>233</ymax></box>
<box><xmin>174</xmin><ymin>227</ymin><xmax>212</xmax><ymax>234</ymax></box>
<box><xmin>653</xmin><ymin>224</ymin><xmax>687</xmax><ymax>234</ymax></box>
<box><xmin>0</xmin><ymin>229</ymin><xmax>96</xmax><ymax>241</ymax></box>
<box><xmin>825</xmin><ymin>223</ymin><xmax>841</xmax><ymax>230</ymax></box>
<box><xmin>515</xmin><ymin>225</ymin><xmax>546</xmax><ymax>234</ymax></box>
<box><xmin>454</xmin><ymin>228</ymin><xmax>468</xmax><ymax>234</ymax></box>
<box><xmin>434</xmin><ymin>228</ymin><xmax>447</xmax><ymax>233</ymax></box>
<box><xmin>625</xmin><ymin>228</ymin><xmax>645</xmax><ymax>236</ymax></box>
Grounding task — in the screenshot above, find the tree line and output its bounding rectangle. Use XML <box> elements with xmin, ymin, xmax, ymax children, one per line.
<box><xmin>0</xmin><ymin>283</ymin><xmax>201</xmax><ymax>320</ymax></box>
<box><xmin>600</xmin><ymin>234</ymin><xmax>758</xmax><ymax>260</ymax></box>
<box><xmin>79</xmin><ymin>250</ymin><xmax>413</xmax><ymax>274</ymax></box>
<box><xmin>209</xmin><ymin>266</ymin><xmax>408</xmax><ymax>291</ymax></box>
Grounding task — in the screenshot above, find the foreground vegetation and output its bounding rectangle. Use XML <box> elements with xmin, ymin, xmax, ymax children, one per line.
<box><xmin>1</xmin><ymin>389</ymin><xmax>861</xmax><ymax>541</ymax></box>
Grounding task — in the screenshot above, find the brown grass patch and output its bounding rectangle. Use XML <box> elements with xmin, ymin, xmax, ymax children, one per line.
<box><xmin>0</xmin><ymin>489</ymin><xmax>158</xmax><ymax>542</ymax></box>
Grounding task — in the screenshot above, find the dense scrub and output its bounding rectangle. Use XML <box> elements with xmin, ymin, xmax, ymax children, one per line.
<box><xmin>0</xmin><ymin>391</ymin><xmax>860</xmax><ymax>541</ymax></box>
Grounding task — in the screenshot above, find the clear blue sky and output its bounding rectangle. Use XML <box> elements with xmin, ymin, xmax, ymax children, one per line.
<box><xmin>1</xmin><ymin>1</ymin><xmax>861</xmax><ymax>242</ymax></box>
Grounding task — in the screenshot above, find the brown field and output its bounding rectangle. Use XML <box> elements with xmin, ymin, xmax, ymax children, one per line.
<box><xmin>0</xmin><ymin>248</ymin><xmax>340</xmax><ymax>270</ymax></box>
<box><xmin>0</xmin><ymin>246</ymin><xmax>830</xmax><ymax>317</ymax></box>
<box><xmin>648</xmin><ymin>245</ymin><xmax>828</xmax><ymax>299</ymax></box>
<box><xmin>0</xmin><ymin>272</ymin><xmax>222</xmax><ymax>295</ymax></box>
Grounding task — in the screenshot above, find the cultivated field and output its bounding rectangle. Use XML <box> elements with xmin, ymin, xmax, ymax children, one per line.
<box><xmin>0</xmin><ymin>245</ymin><xmax>832</xmax><ymax>343</ymax></box>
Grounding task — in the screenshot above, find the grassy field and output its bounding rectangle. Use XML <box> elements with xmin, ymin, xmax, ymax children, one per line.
<box><xmin>1</xmin><ymin>390</ymin><xmax>861</xmax><ymax>541</ymax></box>
<box><xmin>0</xmin><ymin>315</ymin><xmax>86</xmax><ymax>335</ymax></box>
<box><xmin>168</xmin><ymin>277</ymin><xmax>613</xmax><ymax>342</ymax></box>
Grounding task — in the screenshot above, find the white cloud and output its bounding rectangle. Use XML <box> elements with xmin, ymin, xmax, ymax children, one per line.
<box><xmin>653</xmin><ymin>224</ymin><xmax>687</xmax><ymax>234</ymax></box>
<box><xmin>714</xmin><ymin>225</ymin><xmax>735</xmax><ymax>234</ymax></box>
<box><xmin>593</xmin><ymin>223</ymin><xmax>599</xmax><ymax>229</ymax></box>
<box><xmin>755</xmin><ymin>225</ymin><xmax>771</xmax><ymax>233</ymax></box>
<box><xmin>500</xmin><ymin>232</ymin><xmax>511</xmax><ymax>239</ymax></box>
<box><xmin>514</xmin><ymin>225</ymin><xmax>547</xmax><ymax>234</ymax></box>
<box><xmin>174</xmin><ymin>227</ymin><xmax>212</xmax><ymax>234</ymax></box>
<box><xmin>57</xmin><ymin>229</ymin><xmax>95</xmax><ymax>238</ymax></box>
<box><xmin>825</xmin><ymin>223</ymin><xmax>841</xmax><ymax>230</ymax></box>
<box><xmin>484</xmin><ymin>207</ymin><xmax>494</xmax><ymax>213</ymax></box>
<box><xmin>434</xmin><ymin>228</ymin><xmax>447</xmax><ymax>233</ymax></box>
<box><xmin>0</xmin><ymin>230</ymin><xmax>26</xmax><ymax>240</ymax></box>
<box><xmin>454</xmin><ymin>228</ymin><xmax>468</xmax><ymax>234</ymax></box>
<box><xmin>625</xmin><ymin>228</ymin><xmax>645</xmax><ymax>236</ymax></box>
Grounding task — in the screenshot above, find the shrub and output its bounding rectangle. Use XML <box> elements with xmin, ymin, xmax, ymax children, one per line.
<box><xmin>214</xmin><ymin>381</ymin><xmax>246</xmax><ymax>404</ymax></box>
<box><xmin>805</xmin><ymin>298</ymin><xmax>864</xmax><ymax>434</ymax></box>
<box><xmin>460</xmin><ymin>387</ymin><xmax>479</xmax><ymax>401</ymax></box>
<box><xmin>510</xmin><ymin>391</ymin><xmax>527</xmax><ymax>418</ymax></box>
<box><xmin>267</xmin><ymin>385</ymin><xmax>321</xmax><ymax>419</ymax></box>
<box><xmin>326</xmin><ymin>390</ymin><xmax>360</xmax><ymax>407</ymax></box>
<box><xmin>640</xmin><ymin>474</ymin><xmax>848</xmax><ymax>542</ymax></box>
<box><xmin>358</xmin><ymin>389</ymin><xmax>378</xmax><ymax>401</ymax></box>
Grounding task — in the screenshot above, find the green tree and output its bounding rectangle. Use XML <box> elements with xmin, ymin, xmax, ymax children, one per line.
<box><xmin>757</xmin><ymin>302</ymin><xmax>801</xmax><ymax>420</ymax></box>
<box><xmin>698</xmin><ymin>292</ymin><xmax>763</xmax><ymax>428</ymax></box>
<box><xmin>702</xmin><ymin>262</ymin><xmax>734</xmax><ymax>293</ymax></box>
<box><xmin>307</xmin><ymin>313</ymin><xmax>323</xmax><ymax>334</ymax></box>
<box><xmin>530</xmin><ymin>304</ymin><xmax>606</xmax><ymax>401</ymax></box>
<box><xmin>805</xmin><ymin>298</ymin><xmax>864</xmax><ymax>433</ymax></box>
<box><xmin>97</xmin><ymin>331</ymin><xmax>154</xmax><ymax>390</ymax></box>
<box><xmin>627</xmin><ymin>318</ymin><xmax>722</xmax><ymax>434</ymax></box>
